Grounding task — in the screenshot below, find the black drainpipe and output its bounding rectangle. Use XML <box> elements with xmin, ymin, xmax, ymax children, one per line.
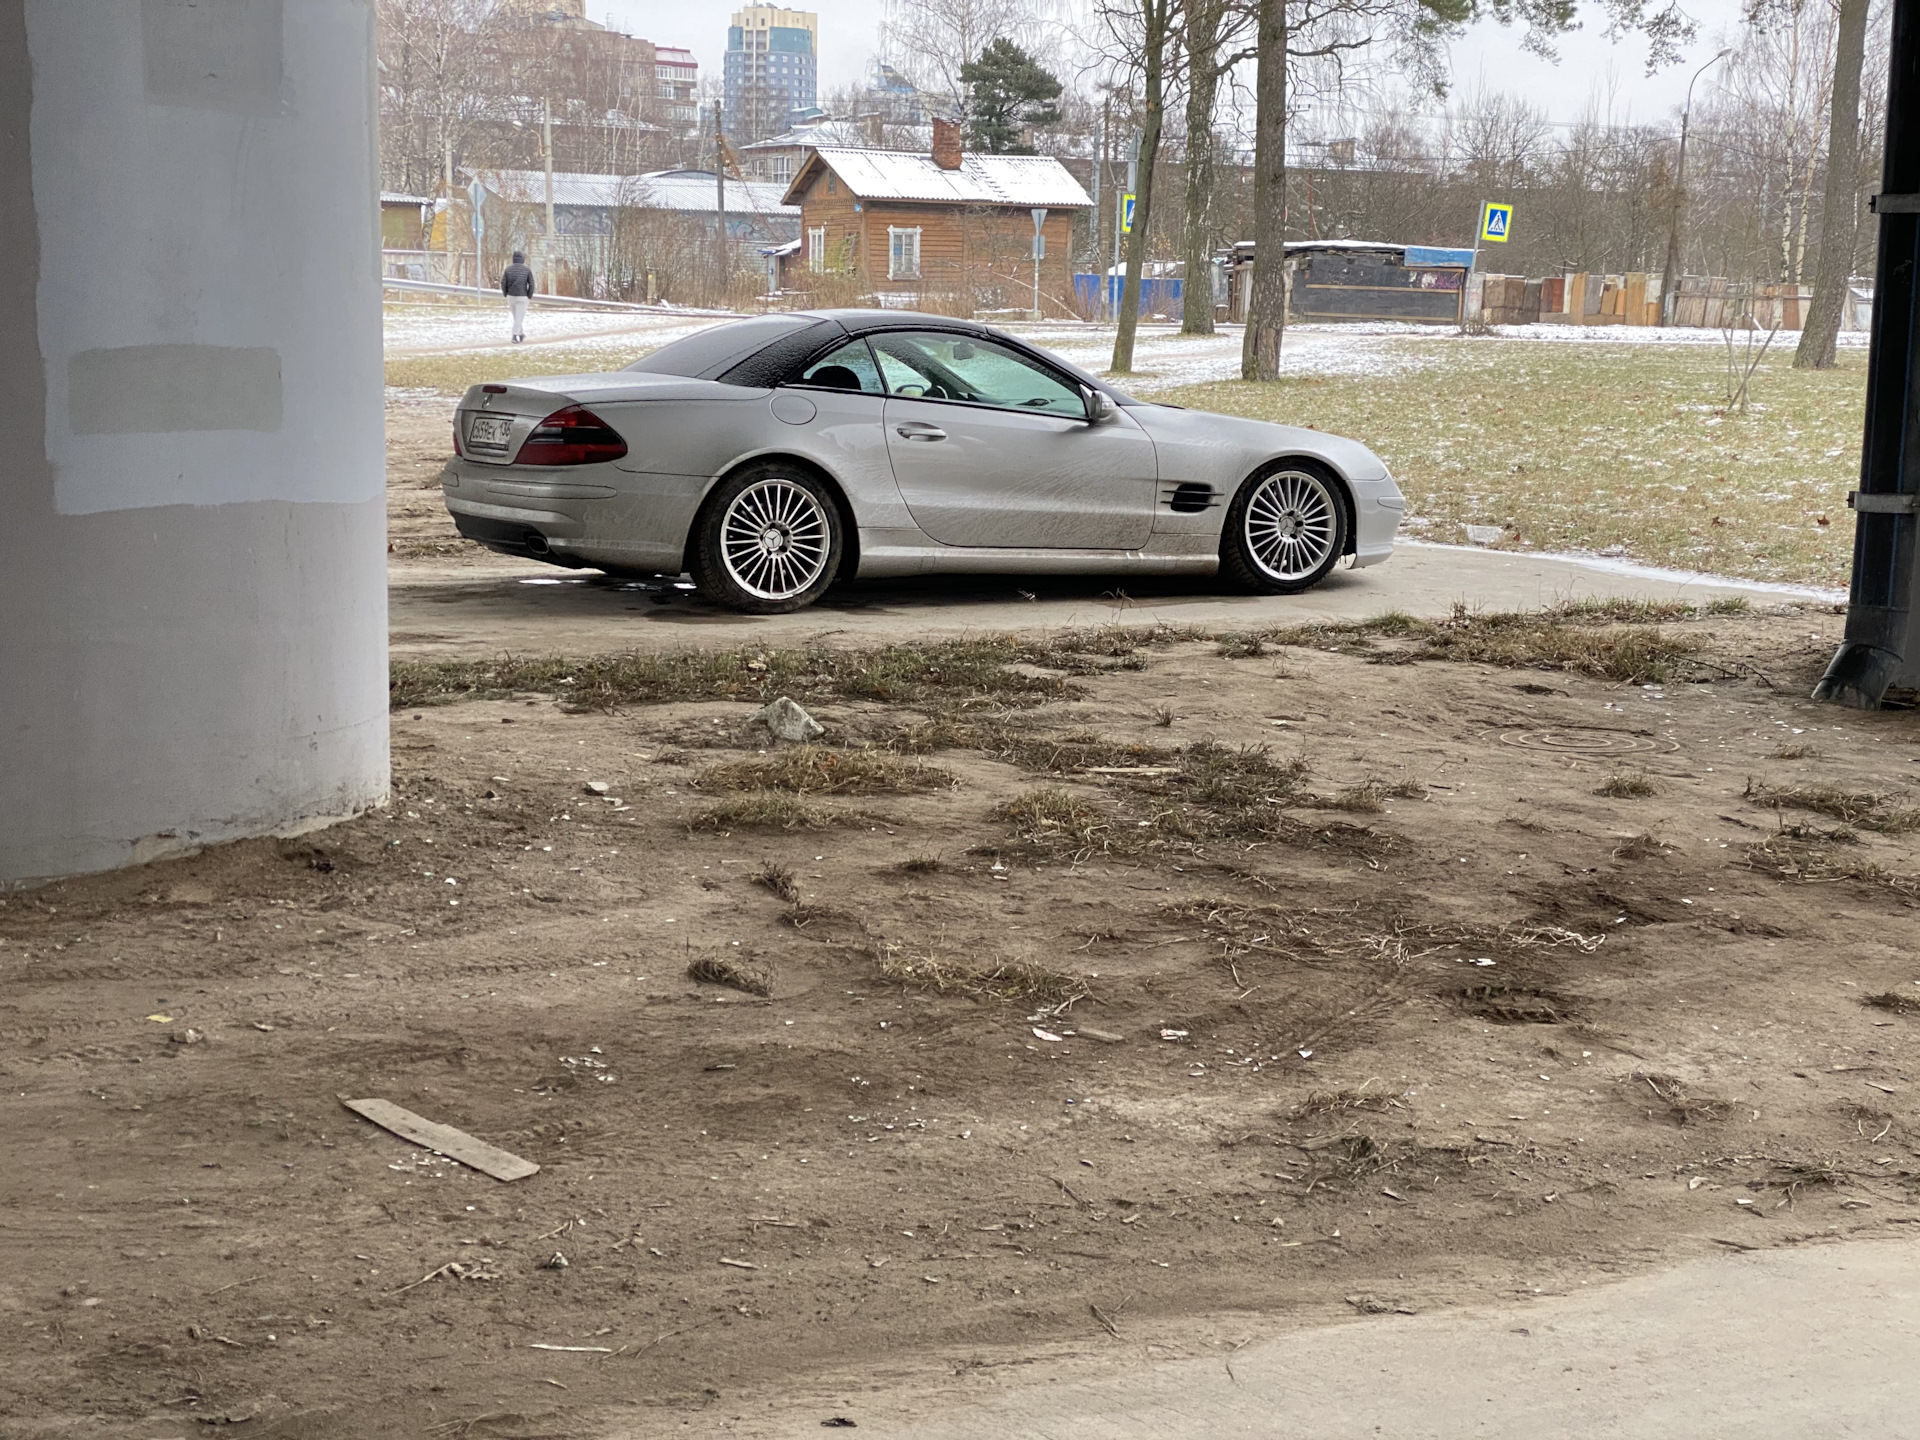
<box><xmin>1815</xmin><ymin>0</ymin><xmax>1920</xmax><ymax>707</ymax></box>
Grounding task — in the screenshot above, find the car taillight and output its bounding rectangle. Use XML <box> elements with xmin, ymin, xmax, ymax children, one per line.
<box><xmin>516</xmin><ymin>405</ymin><xmax>627</xmax><ymax>466</ymax></box>
<box><xmin>451</xmin><ymin>417</ymin><xmax>463</xmax><ymax>458</ymax></box>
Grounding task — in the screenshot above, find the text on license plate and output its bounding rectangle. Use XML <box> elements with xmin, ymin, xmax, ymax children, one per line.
<box><xmin>467</xmin><ymin>414</ymin><xmax>512</xmax><ymax>453</ymax></box>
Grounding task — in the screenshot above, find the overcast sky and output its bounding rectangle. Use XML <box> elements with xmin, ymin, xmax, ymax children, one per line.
<box><xmin>588</xmin><ymin>0</ymin><xmax>1753</xmax><ymax>128</ymax></box>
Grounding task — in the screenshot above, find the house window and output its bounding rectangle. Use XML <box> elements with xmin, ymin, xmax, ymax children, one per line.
<box><xmin>888</xmin><ymin>226</ymin><xmax>921</xmax><ymax>281</ymax></box>
<box><xmin>808</xmin><ymin>225</ymin><xmax>826</xmax><ymax>274</ymax></box>
<box><xmin>773</xmin><ymin>155</ymin><xmax>793</xmax><ymax>182</ymax></box>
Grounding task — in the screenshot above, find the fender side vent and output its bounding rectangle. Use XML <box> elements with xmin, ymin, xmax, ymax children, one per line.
<box><xmin>1166</xmin><ymin>482</ymin><xmax>1216</xmax><ymax>514</ymax></box>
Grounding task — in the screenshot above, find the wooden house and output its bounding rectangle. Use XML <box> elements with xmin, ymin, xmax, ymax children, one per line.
<box><xmin>779</xmin><ymin>118</ymin><xmax>1092</xmax><ymax>316</ymax></box>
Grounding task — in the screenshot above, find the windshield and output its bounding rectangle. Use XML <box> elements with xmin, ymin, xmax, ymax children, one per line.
<box><xmin>622</xmin><ymin>315</ymin><xmax>818</xmax><ymax>380</ymax></box>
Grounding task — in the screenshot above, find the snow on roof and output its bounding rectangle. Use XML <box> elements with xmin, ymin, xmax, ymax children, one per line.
<box><xmin>742</xmin><ymin>119</ymin><xmax>931</xmax><ymax>152</ymax></box>
<box><xmin>468</xmin><ymin>168</ymin><xmax>798</xmax><ymax>217</ymax></box>
<box><xmin>380</xmin><ymin>192</ymin><xmax>431</xmax><ymax>206</ymax></box>
<box><xmin>790</xmin><ymin>148</ymin><xmax>1092</xmax><ymax>209</ymax></box>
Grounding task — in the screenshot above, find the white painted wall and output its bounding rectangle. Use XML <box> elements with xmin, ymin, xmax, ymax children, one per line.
<box><xmin>0</xmin><ymin>0</ymin><xmax>389</xmax><ymax>885</ymax></box>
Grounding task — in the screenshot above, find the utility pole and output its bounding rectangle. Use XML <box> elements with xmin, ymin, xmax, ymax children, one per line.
<box><xmin>542</xmin><ymin>97</ymin><xmax>556</xmax><ymax>289</ymax></box>
<box><xmin>1814</xmin><ymin>0</ymin><xmax>1920</xmax><ymax>707</ymax></box>
<box><xmin>714</xmin><ymin>101</ymin><xmax>728</xmax><ymax>302</ymax></box>
<box><xmin>1113</xmin><ymin>131</ymin><xmax>1137</xmax><ymax>325</ymax></box>
<box><xmin>1660</xmin><ymin>48</ymin><xmax>1731</xmax><ymax>325</ymax></box>
<box><xmin>1092</xmin><ymin>107</ymin><xmax>1104</xmax><ymax>318</ymax></box>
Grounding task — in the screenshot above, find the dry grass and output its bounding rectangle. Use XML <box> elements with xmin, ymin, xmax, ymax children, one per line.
<box><xmin>688</xmin><ymin>793</ymin><xmax>840</xmax><ymax>832</ymax></box>
<box><xmin>696</xmin><ymin>746</ymin><xmax>955</xmax><ymax>796</ymax></box>
<box><xmin>1293</xmin><ymin>1087</ymin><xmax>1407</xmax><ymax>1117</ymax></box>
<box><xmin>1770</xmin><ymin>742</ymin><xmax>1822</xmax><ymax>760</ymax></box>
<box><xmin>874</xmin><ymin>943</ymin><xmax>1089</xmax><ymax>1009</ymax></box>
<box><xmin>1242</xmin><ymin>600</ymin><xmax>1708</xmax><ymax>685</ymax></box>
<box><xmin>1594</xmin><ymin>772</ymin><xmax>1659</xmax><ymax>798</ymax></box>
<box><xmin>997</xmin><ymin>788</ymin><xmax>1111</xmax><ymax>854</ymax></box>
<box><xmin>686</xmin><ymin>953</ymin><xmax>773</xmax><ymax>997</ymax></box>
<box><xmin>1161</xmin><ymin>338</ymin><xmax>1866</xmax><ymax>589</ymax></box>
<box><xmin>1743</xmin><ymin>835</ymin><xmax>1917</xmax><ymax>896</ymax></box>
<box><xmin>1629</xmin><ymin>1072</ymin><xmax>1730</xmax><ymax>1126</ymax></box>
<box><xmin>389</xmin><ymin>630</ymin><xmax>1166</xmax><ymax>713</ymax></box>
<box><xmin>899</xmin><ymin>853</ymin><xmax>942</xmax><ymax>873</ymax></box>
<box><xmin>1863</xmin><ymin>991</ymin><xmax>1920</xmax><ymax>1015</ymax></box>
<box><xmin>1743</xmin><ymin>780</ymin><xmax>1920</xmax><ymax>834</ymax></box>
<box><xmin>1612</xmin><ymin>832</ymin><xmax>1675</xmax><ymax>860</ymax></box>
<box><xmin>751</xmin><ymin>861</ymin><xmax>800</xmax><ymax>903</ymax></box>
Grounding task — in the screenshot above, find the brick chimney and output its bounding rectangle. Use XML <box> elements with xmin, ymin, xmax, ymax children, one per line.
<box><xmin>931</xmin><ymin>116</ymin><xmax>963</xmax><ymax>171</ymax></box>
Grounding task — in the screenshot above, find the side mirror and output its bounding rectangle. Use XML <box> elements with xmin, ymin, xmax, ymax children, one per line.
<box><xmin>1083</xmin><ymin>387</ymin><xmax>1117</xmax><ymax>423</ymax></box>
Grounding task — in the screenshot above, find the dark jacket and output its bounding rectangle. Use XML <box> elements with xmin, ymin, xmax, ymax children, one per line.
<box><xmin>501</xmin><ymin>263</ymin><xmax>535</xmax><ymax>298</ymax></box>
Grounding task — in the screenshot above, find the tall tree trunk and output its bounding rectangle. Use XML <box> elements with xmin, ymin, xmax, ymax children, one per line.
<box><xmin>1795</xmin><ymin>0</ymin><xmax>1870</xmax><ymax>369</ymax></box>
<box><xmin>1241</xmin><ymin>0</ymin><xmax>1285</xmax><ymax>381</ymax></box>
<box><xmin>1111</xmin><ymin>0</ymin><xmax>1170</xmax><ymax>374</ymax></box>
<box><xmin>1180</xmin><ymin>0</ymin><xmax>1223</xmax><ymax>336</ymax></box>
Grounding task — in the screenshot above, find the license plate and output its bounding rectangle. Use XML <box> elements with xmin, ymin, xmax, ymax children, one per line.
<box><xmin>467</xmin><ymin>413</ymin><xmax>512</xmax><ymax>454</ymax></box>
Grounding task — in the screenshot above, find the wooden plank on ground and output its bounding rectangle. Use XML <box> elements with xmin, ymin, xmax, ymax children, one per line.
<box><xmin>342</xmin><ymin>1097</ymin><xmax>539</xmax><ymax>1182</ymax></box>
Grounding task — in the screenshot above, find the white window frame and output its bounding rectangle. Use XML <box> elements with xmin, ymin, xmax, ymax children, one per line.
<box><xmin>888</xmin><ymin>225</ymin><xmax>921</xmax><ymax>281</ymax></box>
<box><xmin>808</xmin><ymin>225</ymin><xmax>826</xmax><ymax>274</ymax></box>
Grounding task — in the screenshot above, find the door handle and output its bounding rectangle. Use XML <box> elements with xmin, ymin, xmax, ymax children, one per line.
<box><xmin>894</xmin><ymin>422</ymin><xmax>946</xmax><ymax>442</ymax></box>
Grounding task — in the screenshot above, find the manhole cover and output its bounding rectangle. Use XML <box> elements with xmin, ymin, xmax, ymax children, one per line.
<box><xmin>1493</xmin><ymin>727</ymin><xmax>1678</xmax><ymax>756</ymax></box>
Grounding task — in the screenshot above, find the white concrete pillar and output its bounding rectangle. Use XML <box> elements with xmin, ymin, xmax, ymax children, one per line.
<box><xmin>1</xmin><ymin>1</ymin><xmax>389</xmax><ymax>885</ymax></box>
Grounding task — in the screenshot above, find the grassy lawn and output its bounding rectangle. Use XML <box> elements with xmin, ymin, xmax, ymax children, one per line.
<box><xmin>385</xmin><ymin>341</ymin><xmax>665</xmax><ymax>393</ymax></box>
<box><xmin>1161</xmin><ymin>338</ymin><xmax>1868</xmax><ymax>590</ymax></box>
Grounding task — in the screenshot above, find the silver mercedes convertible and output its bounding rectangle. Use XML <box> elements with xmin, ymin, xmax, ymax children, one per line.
<box><xmin>441</xmin><ymin>310</ymin><xmax>1405</xmax><ymax>613</ymax></box>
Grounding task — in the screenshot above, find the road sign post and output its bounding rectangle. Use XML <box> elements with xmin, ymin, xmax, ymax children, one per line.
<box><xmin>1031</xmin><ymin>207</ymin><xmax>1047</xmax><ymax>318</ymax></box>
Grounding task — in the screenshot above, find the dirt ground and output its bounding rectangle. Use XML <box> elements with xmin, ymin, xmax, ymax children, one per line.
<box><xmin>4</xmin><ymin>602</ymin><xmax>1918</xmax><ymax>1439</ymax></box>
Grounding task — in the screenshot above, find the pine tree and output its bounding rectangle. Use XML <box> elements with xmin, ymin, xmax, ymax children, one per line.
<box><xmin>960</xmin><ymin>39</ymin><xmax>1063</xmax><ymax>154</ymax></box>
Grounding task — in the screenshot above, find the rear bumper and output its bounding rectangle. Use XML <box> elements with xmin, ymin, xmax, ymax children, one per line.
<box><xmin>440</xmin><ymin>459</ymin><xmax>707</xmax><ymax>571</ymax></box>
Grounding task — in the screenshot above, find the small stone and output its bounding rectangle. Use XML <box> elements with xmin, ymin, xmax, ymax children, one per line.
<box><xmin>1077</xmin><ymin>1027</ymin><xmax>1125</xmax><ymax>1044</ymax></box>
<box><xmin>584</xmin><ymin>781</ymin><xmax>610</xmax><ymax>796</ymax></box>
<box><xmin>753</xmin><ymin>697</ymin><xmax>825</xmax><ymax>743</ymax></box>
<box><xmin>169</xmin><ymin>1028</ymin><xmax>203</xmax><ymax>1046</ymax></box>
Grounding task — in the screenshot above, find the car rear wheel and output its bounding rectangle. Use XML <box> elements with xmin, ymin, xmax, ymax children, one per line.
<box><xmin>1218</xmin><ymin>462</ymin><xmax>1349</xmax><ymax>593</ymax></box>
<box><xmin>689</xmin><ymin>464</ymin><xmax>844</xmax><ymax>614</ymax></box>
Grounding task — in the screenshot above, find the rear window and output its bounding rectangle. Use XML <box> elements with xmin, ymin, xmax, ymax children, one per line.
<box><xmin>622</xmin><ymin>314</ymin><xmax>822</xmax><ymax>381</ymax></box>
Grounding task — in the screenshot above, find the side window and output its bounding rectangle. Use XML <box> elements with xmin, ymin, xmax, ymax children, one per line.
<box><xmin>869</xmin><ymin>331</ymin><xmax>1086</xmax><ymax>417</ymax></box>
<box><xmin>785</xmin><ymin>338</ymin><xmax>883</xmax><ymax>394</ymax></box>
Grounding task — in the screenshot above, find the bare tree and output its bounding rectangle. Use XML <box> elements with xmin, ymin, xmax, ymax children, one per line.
<box><xmin>1241</xmin><ymin>0</ymin><xmax>1287</xmax><ymax>378</ymax></box>
<box><xmin>1179</xmin><ymin>0</ymin><xmax>1254</xmax><ymax>333</ymax></box>
<box><xmin>880</xmin><ymin>0</ymin><xmax>1063</xmax><ymax>116</ymax></box>
<box><xmin>1795</xmin><ymin>0</ymin><xmax>1870</xmax><ymax>367</ymax></box>
<box><xmin>379</xmin><ymin>0</ymin><xmax>507</xmax><ymax>194</ymax></box>
<box><xmin>1105</xmin><ymin>0</ymin><xmax>1183</xmax><ymax>373</ymax></box>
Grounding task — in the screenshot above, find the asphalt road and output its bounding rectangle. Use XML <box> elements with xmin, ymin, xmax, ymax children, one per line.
<box><xmin>389</xmin><ymin>543</ymin><xmax>1833</xmax><ymax>657</ymax></box>
<box><xmin>861</xmin><ymin>1238</ymin><xmax>1920</xmax><ymax>1440</ymax></box>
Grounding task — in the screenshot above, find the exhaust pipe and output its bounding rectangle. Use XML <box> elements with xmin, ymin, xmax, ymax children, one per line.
<box><xmin>523</xmin><ymin>531</ymin><xmax>551</xmax><ymax>556</ymax></box>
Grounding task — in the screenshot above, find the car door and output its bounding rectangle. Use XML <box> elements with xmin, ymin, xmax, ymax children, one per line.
<box><xmin>872</xmin><ymin>330</ymin><xmax>1158</xmax><ymax>550</ymax></box>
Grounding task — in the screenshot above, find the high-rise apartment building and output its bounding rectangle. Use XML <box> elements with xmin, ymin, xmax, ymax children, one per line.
<box><xmin>723</xmin><ymin>6</ymin><xmax>818</xmax><ymax>142</ymax></box>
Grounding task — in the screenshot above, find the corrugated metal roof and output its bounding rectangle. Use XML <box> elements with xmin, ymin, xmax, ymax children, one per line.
<box><xmin>468</xmin><ymin>168</ymin><xmax>798</xmax><ymax>217</ymax></box>
<box><xmin>792</xmin><ymin>148</ymin><xmax>1092</xmax><ymax>208</ymax></box>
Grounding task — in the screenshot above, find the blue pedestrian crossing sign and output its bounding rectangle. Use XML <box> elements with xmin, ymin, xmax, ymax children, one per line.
<box><xmin>1480</xmin><ymin>202</ymin><xmax>1513</xmax><ymax>243</ymax></box>
<box><xmin>1121</xmin><ymin>193</ymin><xmax>1136</xmax><ymax>234</ymax></box>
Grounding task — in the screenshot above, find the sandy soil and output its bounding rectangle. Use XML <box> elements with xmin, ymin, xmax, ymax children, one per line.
<box><xmin>4</xmin><ymin>608</ymin><xmax>1918</xmax><ymax>1438</ymax></box>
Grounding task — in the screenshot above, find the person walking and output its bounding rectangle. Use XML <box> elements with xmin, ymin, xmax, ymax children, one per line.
<box><xmin>501</xmin><ymin>251</ymin><xmax>535</xmax><ymax>343</ymax></box>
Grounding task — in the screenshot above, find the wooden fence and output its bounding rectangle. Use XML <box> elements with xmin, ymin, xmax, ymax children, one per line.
<box><xmin>1476</xmin><ymin>271</ymin><xmax>1812</xmax><ymax>330</ymax></box>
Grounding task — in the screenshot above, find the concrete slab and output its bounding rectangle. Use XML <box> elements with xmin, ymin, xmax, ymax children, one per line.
<box><xmin>791</xmin><ymin>1239</ymin><xmax>1920</xmax><ymax>1440</ymax></box>
<box><xmin>388</xmin><ymin>543</ymin><xmax>1836</xmax><ymax>657</ymax></box>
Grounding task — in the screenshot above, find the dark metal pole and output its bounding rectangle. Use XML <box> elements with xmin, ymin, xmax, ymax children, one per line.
<box><xmin>1814</xmin><ymin>0</ymin><xmax>1920</xmax><ymax>707</ymax></box>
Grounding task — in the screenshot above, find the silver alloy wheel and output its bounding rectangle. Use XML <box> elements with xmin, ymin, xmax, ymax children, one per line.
<box><xmin>720</xmin><ymin>476</ymin><xmax>832</xmax><ymax>601</ymax></box>
<box><xmin>1243</xmin><ymin>469</ymin><xmax>1338</xmax><ymax>582</ymax></box>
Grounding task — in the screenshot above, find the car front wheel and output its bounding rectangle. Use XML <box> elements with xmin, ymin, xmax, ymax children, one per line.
<box><xmin>1218</xmin><ymin>462</ymin><xmax>1350</xmax><ymax>593</ymax></box>
<box><xmin>689</xmin><ymin>464</ymin><xmax>844</xmax><ymax>613</ymax></box>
